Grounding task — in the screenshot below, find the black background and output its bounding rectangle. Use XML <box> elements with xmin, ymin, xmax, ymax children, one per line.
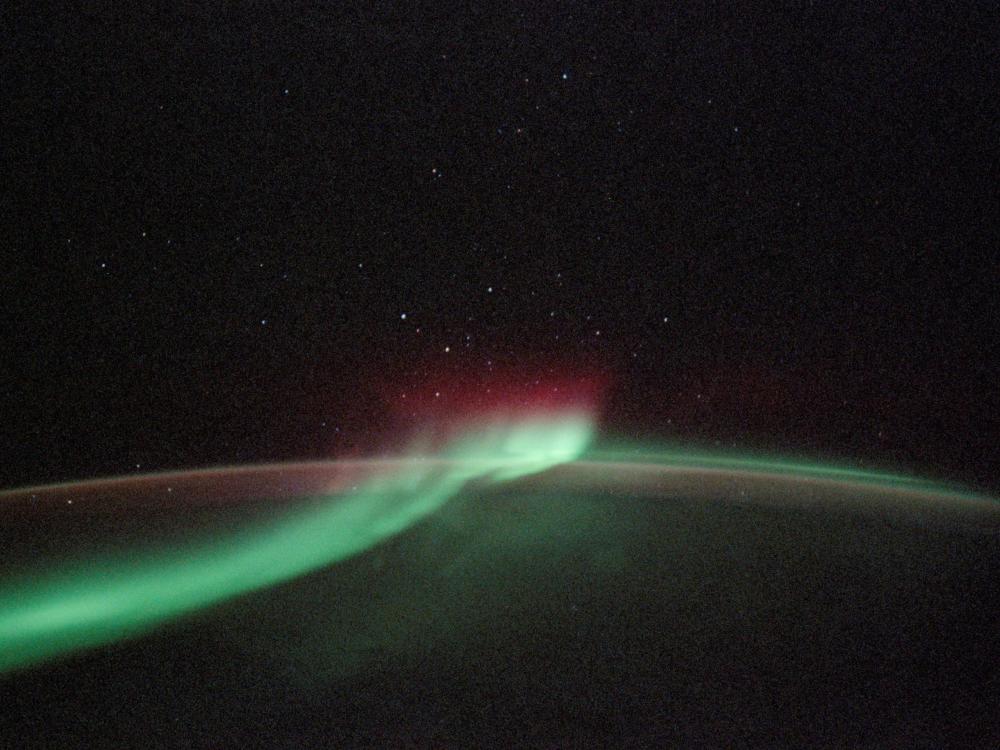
<box><xmin>3</xmin><ymin>4</ymin><xmax>999</xmax><ymax>490</ymax></box>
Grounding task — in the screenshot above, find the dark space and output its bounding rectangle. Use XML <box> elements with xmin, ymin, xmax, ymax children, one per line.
<box><xmin>4</xmin><ymin>4</ymin><xmax>999</xmax><ymax>490</ymax></box>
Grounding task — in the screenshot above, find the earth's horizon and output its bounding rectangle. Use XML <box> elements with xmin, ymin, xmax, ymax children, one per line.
<box><xmin>2</xmin><ymin>452</ymin><xmax>998</xmax><ymax>746</ymax></box>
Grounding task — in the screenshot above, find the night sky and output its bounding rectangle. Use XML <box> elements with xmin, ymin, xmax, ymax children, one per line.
<box><xmin>4</xmin><ymin>4</ymin><xmax>999</xmax><ymax>493</ymax></box>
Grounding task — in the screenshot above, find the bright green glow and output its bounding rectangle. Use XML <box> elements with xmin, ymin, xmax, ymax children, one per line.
<box><xmin>0</xmin><ymin>414</ymin><xmax>595</xmax><ymax>674</ymax></box>
<box><xmin>446</xmin><ymin>412</ymin><xmax>595</xmax><ymax>481</ymax></box>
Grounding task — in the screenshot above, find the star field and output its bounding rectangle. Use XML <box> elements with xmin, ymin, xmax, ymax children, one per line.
<box><xmin>3</xmin><ymin>3</ymin><xmax>999</xmax><ymax>492</ymax></box>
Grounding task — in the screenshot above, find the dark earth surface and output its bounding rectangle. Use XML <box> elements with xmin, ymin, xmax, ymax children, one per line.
<box><xmin>1</xmin><ymin>463</ymin><xmax>997</xmax><ymax>748</ymax></box>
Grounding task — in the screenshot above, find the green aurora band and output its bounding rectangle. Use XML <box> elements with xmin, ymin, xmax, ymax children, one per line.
<box><xmin>586</xmin><ymin>441</ymin><xmax>972</xmax><ymax>495</ymax></box>
<box><xmin>1</xmin><ymin>415</ymin><xmax>996</xmax><ymax>675</ymax></box>
<box><xmin>0</xmin><ymin>413</ymin><xmax>594</xmax><ymax>674</ymax></box>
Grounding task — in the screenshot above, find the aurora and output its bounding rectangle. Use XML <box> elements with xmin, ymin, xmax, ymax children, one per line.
<box><xmin>0</xmin><ymin>411</ymin><xmax>596</xmax><ymax>674</ymax></box>
<box><xmin>0</xmin><ymin>413</ymin><xmax>996</xmax><ymax>676</ymax></box>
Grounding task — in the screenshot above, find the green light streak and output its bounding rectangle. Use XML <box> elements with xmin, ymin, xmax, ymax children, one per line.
<box><xmin>586</xmin><ymin>438</ymin><xmax>973</xmax><ymax>495</ymax></box>
<box><xmin>0</xmin><ymin>414</ymin><xmax>595</xmax><ymax>674</ymax></box>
